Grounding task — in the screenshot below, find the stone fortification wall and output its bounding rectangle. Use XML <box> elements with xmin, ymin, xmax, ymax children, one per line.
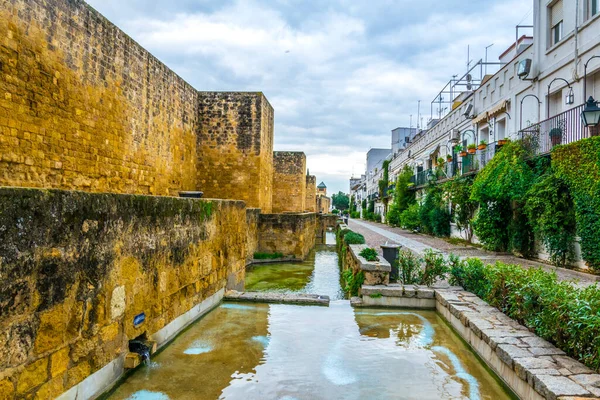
<box><xmin>317</xmin><ymin>196</ymin><xmax>331</xmax><ymax>213</ymax></box>
<box><xmin>0</xmin><ymin>0</ymin><xmax>198</xmax><ymax>195</ymax></box>
<box><xmin>245</xmin><ymin>208</ymin><xmax>260</xmax><ymax>265</ymax></box>
<box><xmin>197</xmin><ymin>92</ymin><xmax>274</xmax><ymax>212</ymax></box>
<box><xmin>257</xmin><ymin>213</ymin><xmax>316</xmax><ymax>259</ymax></box>
<box><xmin>0</xmin><ymin>188</ymin><xmax>247</xmax><ymax>399</ymax></box>
<box><xmin>271</xmin><ymin>151</ymin><xmax>306</xmax><ymax>213</ymax></box>
<box><xmin>305</xmin><ymin>175</ymin><xmax>317</xmax><ymax>212</ymax></box>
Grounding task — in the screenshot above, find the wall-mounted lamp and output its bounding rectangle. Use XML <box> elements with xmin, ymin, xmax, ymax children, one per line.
<box><xmin>565</xmin><ymin>87</ymin><xmax>574</xmax><ymax>105</ymax></box>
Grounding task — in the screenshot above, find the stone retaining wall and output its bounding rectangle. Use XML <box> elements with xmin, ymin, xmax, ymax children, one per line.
<box><xmin>342</xmin><ymin>244</ymin><xmax>391</xmax><ymax>288</ymax></box>
<box><xmin>0</xmin><ymin>188</ymin><xmax>247</xmax><ymax>399</ymax></box>
<box><xmin>436</xmin><ymin>289</ymin><xmax>600</xmax><ymax>400</ymax></box>
<box><xmin>245</xmin><ymin>208</ymin><xmax>260</xmax><ymax>265</ymax></box>
<box><xmin>257</xmin><ymin>212</ymin><xmax>316</xmax><ymax>260</ymax></box>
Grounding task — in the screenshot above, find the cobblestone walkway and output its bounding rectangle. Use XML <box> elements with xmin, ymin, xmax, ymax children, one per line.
<box><xmin>349</xmin><ymin>218</ymin><xmax>600</xmax><ymax>287</ymax></box>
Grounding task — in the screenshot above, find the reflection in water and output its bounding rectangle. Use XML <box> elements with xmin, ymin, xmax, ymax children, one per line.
<box><xmin>245</xmin><ymin>239</ymin><xmax>344</xmax><ymax>300</ymax></box>
<box><xmin>107</xmin><ymin>233</ymin><xmax>512</xmax><ymax>400</ymax></box>
<box><xmin>108</xmin><ymin>302</ymin><xmax>512</xmax><ymax>400</ymax></box>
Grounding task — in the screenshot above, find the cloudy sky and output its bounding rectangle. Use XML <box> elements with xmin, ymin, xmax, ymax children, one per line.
<box><xmin>87</xmin><ymin>0</ymin><xmax>532</xmax><ymax>195</ymax></box>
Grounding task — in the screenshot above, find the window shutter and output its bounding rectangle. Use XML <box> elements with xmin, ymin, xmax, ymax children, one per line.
<box><xmin>551</xmin><ymin>0</ymin><xmax>564</xmax><ymax>27</ymax></box>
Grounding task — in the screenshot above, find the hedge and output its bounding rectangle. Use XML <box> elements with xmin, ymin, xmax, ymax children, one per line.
<box><xmin>552</xmin><ymin>136</ymin><xmax>600</xmax><ymax>270</ymax></box>
<box><xmin>450</xmin><ymin>258</ymin><xmax>600</xmax><ymax>371</ymax></box>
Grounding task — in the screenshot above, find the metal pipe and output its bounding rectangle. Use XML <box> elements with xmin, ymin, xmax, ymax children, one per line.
<box><xmin>520</xmin><ymin>94</ymin><xmax>542</xmax><ymax>130</ymax></box>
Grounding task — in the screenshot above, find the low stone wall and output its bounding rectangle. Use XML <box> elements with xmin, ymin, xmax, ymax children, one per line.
<box><xmin>342</xmin><ymin>244</ymin><xmax>391</xmax><ymax>288</ymax></box>
<box><xmin>360</xmin><ymin>285</ymin><xmax>436</xmax><ymax>308</ymax></box>
<box><xmin>257</xmin><ymin>212</ymin><xmax>317</xmax><ymax>259</ymax></box>
<box><xmin>436</xmin><ymin>289</ymin><xmax>600</xmax><ymax>400</ymax></box>
<box><xmin>245</xmin><ymin>208</ymin><xmax>260</xmax><ymax>265</ymax></box>
<box><xmin>0</xmin><ymin>188</ymin><xmax>247</xmax><ymax>399</ymax></box>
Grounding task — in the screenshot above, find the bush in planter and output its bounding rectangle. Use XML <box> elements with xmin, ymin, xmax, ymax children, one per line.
<box><xmin>359</xmin><ymin>247</ymin><xmax>378</xmax><ymax>261</ymax></box>
<box><xmin>344</xmin><ymin>231</ymin><xmax>366</xmax><ymax>245</ymax></box>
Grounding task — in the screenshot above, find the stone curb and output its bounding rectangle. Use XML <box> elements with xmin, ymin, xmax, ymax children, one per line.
<box><xmin>436</xmin><ymin>289</ymin><xmax>600</xmax><ymax>400</ymax></box>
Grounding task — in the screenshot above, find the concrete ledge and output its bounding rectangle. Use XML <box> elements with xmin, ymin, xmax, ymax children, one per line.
<box><xmin>250</xmin><ymin>257</ymin><xmax>303</xmax><ymax>264</ymax></box>
<box><xmin>435</xmin><ymin>289</ymin><xmax>600</xmax><ymax>400</ymax></box>
<box><xmin>224</xmin><ymin>290</ymin><xmax>330</xmax><ymax>306</ymax></box>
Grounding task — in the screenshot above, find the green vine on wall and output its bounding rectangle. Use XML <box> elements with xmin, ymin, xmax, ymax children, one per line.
<box><xmin>552</xmin><ymin>136</ymin><xmax>600</xmax><ymax>270</ymax></box>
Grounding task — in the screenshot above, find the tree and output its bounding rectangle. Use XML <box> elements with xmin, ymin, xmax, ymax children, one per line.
<box><xmin>331</xmin><ymin>191</ymin><xmax>350</xmax><ymax>211</ymax></box>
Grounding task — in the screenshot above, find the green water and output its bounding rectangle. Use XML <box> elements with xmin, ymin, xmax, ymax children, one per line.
<box><xmin>106</xmin><ymin>232</ymin><xmax>514</xmax><ymax>399</ymax></box>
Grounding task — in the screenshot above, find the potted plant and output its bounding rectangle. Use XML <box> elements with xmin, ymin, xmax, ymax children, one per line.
<box><xmin>446</xmin><ymin>154</ymin><xmax>453</xmax><ymax>162</ymax></box>
<box><xmin>455</xmin><ymin>145</ymin><xmax>467</xmax><ymax>157</ymax></box>
<box><xmin>437</xmin><ymin>157</ymin><xmax>445</xmax><ymax>166</ymax></box>
<box><xmin>467</xmin><ymin>143</ymin><xmax>477</xmax><ymax>154</ymax></box>
<box><xmin>477</xmin><ymin>140</ymin><xmax>487</xmax><ymax>150</ymax></box>
<box><xmin>549</xmin><ymin>127</ymin><xmax>563</xmax><ymax>146</ymax></box>
<box><xmin>497</xmin><ymin>138</ymin><xmax>508</xmax><ymax>146</ymax></box>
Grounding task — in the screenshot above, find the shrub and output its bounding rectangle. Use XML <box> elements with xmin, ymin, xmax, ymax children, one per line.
<box><xmin>397</xmin><ymin>250</ymin><xmax>421</xmax><ymax>285</ymax></box>
<box><xmin>419</xmin><ymin>249</ymin><xmax>449</xmax><ymax>287</ymax></box>
<box><xmin>253</xmin><ymin>252</ymin><xmax>284</xmax><ymax>260</ymax></box>
<box><xmin>400</xmin><ymin>203</ymin><xmax>421</xmax><ymax>230</ymax></box>
<box><xmin>332</xmin><ymin>209</ymin><xmax>340</xmax><ymax>215</ymax></box>
<box><xmin>419</xmin><ymin>183</ymin><xmax>450</xmax><ymax>237</ymax></box>
<box><xmin>450</xmin><ymin>259</ymin><xmax>600</xmax><ymax>371</ymax></box>
<box><xmin>386</xmin><ymin>204</ymin><xmax>401</xmax><ymax>226</ymax></box>
<box><xmin>343</xmin><ymin>231</ymin><xmax>365</xmax><ymax>245</ymax></box>
<box><xmin>359</xmin><ymin>247</ymin><xmax>378</xmax><ymax>261</ymax></box>
<box><xmin>444</xmin><ymin>176</ymin><xmax>478</xmax><ymax>242</ymax></box>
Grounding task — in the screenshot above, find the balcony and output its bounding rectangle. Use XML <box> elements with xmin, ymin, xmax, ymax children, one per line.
<box><xmin>519</xmin><ymin>104</ymin><xmax>589</xmax><ymax>156</ymax></box>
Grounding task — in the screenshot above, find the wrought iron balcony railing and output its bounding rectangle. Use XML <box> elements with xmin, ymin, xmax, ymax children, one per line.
<box><xmin>519</xmin><ymin>104</ymin><xmax>588</xmax><ymax>156</ymax></box>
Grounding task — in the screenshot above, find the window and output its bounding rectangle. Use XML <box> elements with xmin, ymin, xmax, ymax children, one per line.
<box><xmin>549</xmin><ymin>0</ymin><xmax>564</xmax><ymax>46</ymax></box>
<box><xmin>591</xmin><ymin>0</ymin><xmax>599</xmax><ymax>18</ymax></box>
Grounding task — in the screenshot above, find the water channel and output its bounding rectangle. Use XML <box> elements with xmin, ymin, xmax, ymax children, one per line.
<box><xmin>105</xmin><ymin>233</ymin><xmax>515</xmax><ymax>400</ymax></box>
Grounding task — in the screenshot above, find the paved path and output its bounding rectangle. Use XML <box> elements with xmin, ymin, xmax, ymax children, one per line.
<box><xmin>349</xmin><ymin>218</ymin><xmax>599</xmax><ymax>287</ymax></box>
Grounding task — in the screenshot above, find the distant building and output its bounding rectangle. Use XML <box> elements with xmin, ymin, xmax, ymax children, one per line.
<box><xmin>391</xmin><ymin>127</ymin><xmax>417</xmax><ymax>154</ymax></box>
<box><xmin>316</xmin><ymin>181</ymin><xmax>331</xmax><ymax>213</ymax></box>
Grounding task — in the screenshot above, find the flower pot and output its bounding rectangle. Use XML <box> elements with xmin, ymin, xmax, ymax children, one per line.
<box><xmin>467</xmin><ymin>148</ymin><xmax>476</xmax><ymax>154</ymax></box>
<box><xmin>550</xmin><ymin>135</ymin><xmax>562</xmax><ymax>146</ymax></box>
<box><xmin>477</xmin><ymin>144</ymin><xmax>487</xmax><ymax>150</ymax></box>
<box><xmin>497</xmin><ymin>139</ymin><xmax>507</xmax><ymax>146</ymax></box>
<box><xmin>446</xmin><ymin>157</ymin><xmax>453</xmax><ymax>162</ymax></box>
<box><xmin>459</xmin><ymin>151</ymin><xmax>468</xmax><ymax>157</ymax></box>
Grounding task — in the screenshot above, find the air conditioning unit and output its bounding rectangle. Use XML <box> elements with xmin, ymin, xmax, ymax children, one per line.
<box><xmin>463</xmin><ymin>104</ymin><xmax>474</xmax><ymax>118</ymax></box>
<box><xmin>450</xmin><ymin>129</ymin><xmax>460</xmax><ymax>141</ymax></box>
<box><xmin>517</xmin><ymin>59</ymin><xmax>532</xmax><ymax>79</ymax></box>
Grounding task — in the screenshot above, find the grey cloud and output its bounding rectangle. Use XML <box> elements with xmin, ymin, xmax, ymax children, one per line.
<box><xmin>86</xmin><ymin>0</ymin><xmax>532</xmax><ymax>194</ymax></box>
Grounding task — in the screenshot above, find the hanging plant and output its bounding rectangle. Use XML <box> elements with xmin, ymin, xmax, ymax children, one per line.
<box><xmin>467</xmin><ymin>143</ymin><xmax>477</xmax><ymax>154</ymax></box>
<box><xmin>478</xmin><ymin>140</ymin><xmax>487</xmax><ymax>150</ymax></box>
<box><xmin>446</xmin><ymin>154</ymin><xmax>453</xmax><ymax>162</ymax></box>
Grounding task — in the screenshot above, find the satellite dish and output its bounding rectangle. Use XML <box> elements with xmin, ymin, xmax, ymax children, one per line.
<box><xmin>466</xmin><ymin>74</ymin><xmax>472</xmax><ymax>82</ymax></box>
<box><xmin>466</xmin><ymin>83</ymin><xmax>473</xmax><ymax>91</ymax></box>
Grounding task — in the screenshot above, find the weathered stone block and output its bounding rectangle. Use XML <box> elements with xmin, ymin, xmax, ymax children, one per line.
<box><xmin>65</xmin><ymin>361</ymin><xmax>91</xmax><ymax>389</ymax></box>
<box><xmin>17</xmin><ymin>358</ymin><xmax>48</xmax><ymax>394</ymax></box>
<box><xmin>533</xmin><ymin>375</ymin><xmax>590</xmax><ymax>400</ymax></box>
<box><xmin>272</xmin><ymin>152</ymin><xmax>306</xmax><ymax>213</ymax></box>
<box><xmin>50</xmin><ymin>347</ymin><xmax>70</xmax><ymax>378</ymax></box>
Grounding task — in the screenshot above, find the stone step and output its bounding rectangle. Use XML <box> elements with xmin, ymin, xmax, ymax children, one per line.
<box><xmin>224</xmin><ymin>290</ymin><xmax>330</xmax><ymax>306</ymax></box>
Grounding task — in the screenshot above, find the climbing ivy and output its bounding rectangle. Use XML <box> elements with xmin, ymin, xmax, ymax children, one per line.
<box><xmin>443</xmin><ymin>175</ymin><xmax>477</xmax><ymax>242</ymax></box>
<box><xmin>524</xmin><ymin>170</ymin><xmax>576</xmax><ymax>268</ymax></box>
<box><xmin>552</xmin><ymin>136</ymin><xmax>600</xmax><ymax>270</ymax></box>
<box><xmin>471</xmin><ymin>141</ymin><xmax>535</xmax><ymax>255</ymax></box>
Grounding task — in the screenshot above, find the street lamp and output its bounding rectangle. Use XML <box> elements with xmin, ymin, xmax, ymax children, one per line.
<box><xmin>581</xmin><ymin>96</ymin><xmax>600</xmax><ymax>127</ymax></box>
